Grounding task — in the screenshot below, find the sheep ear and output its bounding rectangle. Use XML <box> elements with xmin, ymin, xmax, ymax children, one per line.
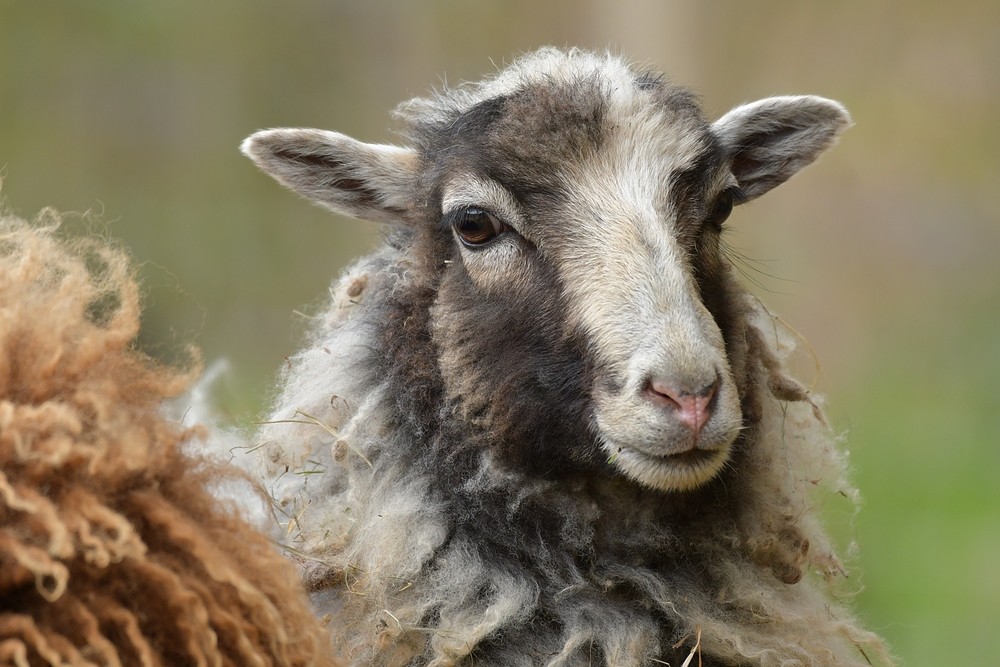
<box><xmin>712</xmin><ymin>96</ymin><xmax>851</xmax><ymax>201</ymax></box>
<box><xmin>241</xmin><ymin>128</ymin><xmax>418</xmax><ymax>224</ymax></box>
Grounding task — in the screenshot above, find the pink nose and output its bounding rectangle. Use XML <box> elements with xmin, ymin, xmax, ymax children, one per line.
<box><xmin>646</xmin><ymin>378</ymin><xmax>717</xmax><ymax>436</ymax></box>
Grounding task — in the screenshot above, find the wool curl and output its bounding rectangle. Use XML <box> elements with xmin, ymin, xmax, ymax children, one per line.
<box><xmin>0</xmin><ymin>213</ymin><xmax>340</xmax><ymax>667</ymax></box>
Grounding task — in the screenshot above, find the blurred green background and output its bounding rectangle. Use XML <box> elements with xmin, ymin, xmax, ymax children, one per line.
<box><xmin>2</xmin><ymin>1</ymin><xmax>997</xmax><ymax>664</ymax></box>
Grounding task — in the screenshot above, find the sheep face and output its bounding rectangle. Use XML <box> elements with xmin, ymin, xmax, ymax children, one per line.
<box><xmin>243</xmin><ymin>51</ymin><xmax>850</xmax><ymax>493</ymax></box>
<box><xmin>424</xmin><ymin>88</ymin><xmax>745</xmax><ymax>493</ymax></box>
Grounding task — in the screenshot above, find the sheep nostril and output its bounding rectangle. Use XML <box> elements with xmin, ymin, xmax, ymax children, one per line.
<box><xmin>646</xmin><ymin>378</ymin><xmax>718</xmax><ymax>435</ymax></box>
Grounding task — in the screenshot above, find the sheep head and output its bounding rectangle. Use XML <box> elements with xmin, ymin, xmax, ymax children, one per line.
<box><xmin>242</xmin><ymin>51</ymin><xmax>849</xmax><ymax>493</ymax></box>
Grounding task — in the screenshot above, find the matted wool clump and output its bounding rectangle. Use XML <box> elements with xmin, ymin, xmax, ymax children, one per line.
<box><xmin>0</xmin><ymin>214</ymin><xmax>340</xmax><ymax>667</ymax></box>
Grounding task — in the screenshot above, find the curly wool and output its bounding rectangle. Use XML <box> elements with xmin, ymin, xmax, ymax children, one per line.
<box><xmin>0</xmin><ymin>213</ymin><xmax>340</xmax><ymax>667</ymax></box>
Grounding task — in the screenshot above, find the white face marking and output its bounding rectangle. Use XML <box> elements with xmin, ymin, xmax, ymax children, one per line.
<box><xmin>553</xmin><ymin>90</ymin><xmax>743</xmax><ymax>491</ymax></box>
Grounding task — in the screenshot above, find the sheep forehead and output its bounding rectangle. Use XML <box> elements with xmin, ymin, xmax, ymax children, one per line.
<box><xmin>429</xmin><ymin>50</ymin><xmax>719</xmax><ymax>234</ymax></box>
<box><xmin>397</xmin><ymin>48</ymin><xmax>629</xmax><ymax>123</ymax></box>
<box><xmin>399</xmin><ymin>48</ymin><xmax>706</xmax><ymax>148</ymax></box>
<box><xmin>440</xmin><ymin>82</ymin><xmax>731</xmax><ymax>253</ymax></box>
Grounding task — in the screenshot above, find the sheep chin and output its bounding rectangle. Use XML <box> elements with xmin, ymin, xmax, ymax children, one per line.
<box><xmin>607</xmin><ymin>441</ymin><xmax>732</xmax><ymax>492</ymax></box>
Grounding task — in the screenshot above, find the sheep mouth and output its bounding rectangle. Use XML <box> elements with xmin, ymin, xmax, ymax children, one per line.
<box><xmin>662</xmin><ymin>447</ymin><xmax>720</xmax><ymax>467</ymax></box>
<box><xmin>639</xmin><ymin>444</ymin><xmax>726</xmax><ymax>472</ymax></box>
<box><xmin>610</xmin><ymin>443</ymin><xmax>730</xmax><ymax>492</ymax></box>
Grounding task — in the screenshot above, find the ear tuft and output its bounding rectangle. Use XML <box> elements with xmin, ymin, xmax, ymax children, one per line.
<box><xmin>242</xmin><ymin>128</ymin><xmax>418</xmax><ymax>225</ymax></box>
<box><xmin>713</xmin><ymin>96</ymin><xmax>851</xmax><ymax>200</ymax></box>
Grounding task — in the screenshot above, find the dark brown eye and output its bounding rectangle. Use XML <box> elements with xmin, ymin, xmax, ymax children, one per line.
<box><xmin>706</xmin><ymin>192</ymin><xmax>735</xmax><ymax>231</ymax></box>
<box><xmin>705</xmin><ymin>187</ymin><xmax>746</xmax><ymax>231</ymax></box>
<box><xmin>452</xmin><ymin>207</ymin><xmax>504</xmax><ymax>247</ymax></box>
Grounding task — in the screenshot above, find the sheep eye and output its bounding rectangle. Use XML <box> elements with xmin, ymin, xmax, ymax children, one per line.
<box><xmin>705</xmin><ymin>187</ymin><xmax>745</xmax><ymax>231</ymax></box>
<box><xmin>452</xmin><ymin>208</ymin><xmax>504</xmax><ymax>247</ymax></box>
<box><xmin>706</xmin><ymin>192</ymin><xmax>735</xmax><ymax>231</ymax></box>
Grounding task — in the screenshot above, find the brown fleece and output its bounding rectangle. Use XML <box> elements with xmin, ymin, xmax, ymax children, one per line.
<box><xmin>0</xmin><ymin>213</ymin><xmax>340</xmax><ymax>667</ymax></box>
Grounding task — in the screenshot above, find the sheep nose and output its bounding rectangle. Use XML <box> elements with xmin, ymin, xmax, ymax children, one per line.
<box><xmin>646</xmin><ymin>377</ymin><xmax>718</xmax><ymax>435</ymax></box>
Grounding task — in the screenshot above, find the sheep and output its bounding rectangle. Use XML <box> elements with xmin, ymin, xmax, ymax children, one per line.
<box><xmin>0</xmin><ymin>214</ymin><xmax>340</xmax><ymax>667</ymax></box>
<box><xmin>242</xmin><ymin>49</ymin><xmax>893</xmax><ymax>667</ymax></box>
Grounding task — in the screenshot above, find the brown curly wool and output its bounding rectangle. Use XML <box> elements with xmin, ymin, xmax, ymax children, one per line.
<box><xmin>0</xmin><ymin>213</ymin><xmax>340</xmax><ymax>667</ymax></box>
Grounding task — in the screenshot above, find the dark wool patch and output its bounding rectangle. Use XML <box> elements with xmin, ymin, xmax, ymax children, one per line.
<box><xmin>491</xmin><ymin>78</ymin><xmax>608</xmax><ymax>162</ymax></box>
<box><xmin>412</xmin><ymin>78</ymin><xmax>608</xmax><ymax>206</ymax></box>
<box><xmin>651</xmin><ymin>83</ymin><xmax>704</xmax><ymax>119</ymax></box>
<box><xmin>634</xmin><ymin>70</ymin><xmax>665</xmax><ymax>91</ymax></box>
<box><xmin>430</xmin><ymin>250</ymin><xmax>602</xmax><ymax>477</ymax></box>
<box><xmin>371</xmin><ymin>227</ymin><xmax>448</xmax><ymax>442</ymax></box>
<box><xmin>424</xmin><ymin>95</ymin><xmax>511</xmax><ymax>156</ymax></box>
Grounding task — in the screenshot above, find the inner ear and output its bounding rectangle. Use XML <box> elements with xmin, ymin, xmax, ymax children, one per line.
<box><xmin>241</xmin><ymin>128</ymin><xmax>419</xmax><ymax>225</ymax></box>
<box><xmin>712</xmin><ymin>96</ymin><xmax>851</xmax><ymax>201</ymax></box>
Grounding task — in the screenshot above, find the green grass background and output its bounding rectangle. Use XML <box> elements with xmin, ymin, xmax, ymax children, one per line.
<box><xmin>2</xmin><ymin>2</ymin><xmax>998</xmax><ymax>664</ymax></box>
